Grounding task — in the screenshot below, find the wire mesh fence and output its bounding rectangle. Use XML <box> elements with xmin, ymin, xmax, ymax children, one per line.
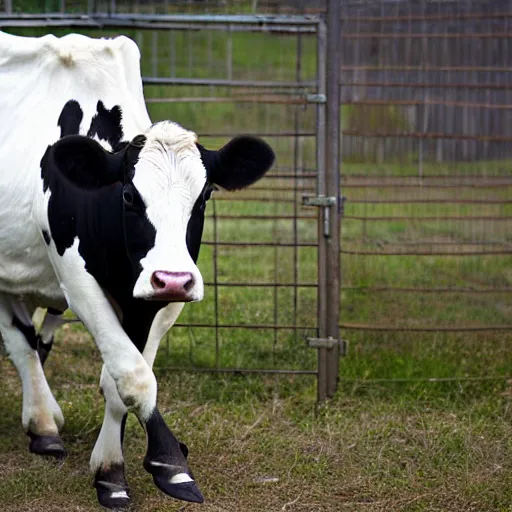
<box><xmin>3</xmin><ymin>0</ymin><xmax>512</xmax><ymax>397</ymax></box>
<box><xmin>338</xmin><ymin>0</ymin><xmax>512</xmax><ymax>386</ymax></box>
<box><xmin>0</xmin><ymin>11</ymin><xmax>330</xmax><ymax>390</ymax></box>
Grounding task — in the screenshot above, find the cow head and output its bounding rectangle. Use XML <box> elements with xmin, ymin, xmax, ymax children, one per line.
<box><xmin>43</xmin><ymin>121</ymin><xmax>274</xmax><ymax>304</ymax></box>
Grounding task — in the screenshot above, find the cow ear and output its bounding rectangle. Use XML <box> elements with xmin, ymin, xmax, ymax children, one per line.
<box><xmin>197</xmin><ymin>136</ymin><xmax>275</xmax><ymax>191</ymax></box>
<box><xmin>49</xmin><ymin>135</ymin><xmax>125</xmax><ymax>189</ymax></box>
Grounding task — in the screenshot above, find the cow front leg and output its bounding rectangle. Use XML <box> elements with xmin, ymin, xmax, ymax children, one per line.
<box><xmin>47</xmin><ymin>245</ymin><xmax>202</xmax><ymax>505</ymax></box>
<box><xmin>90</xmin><ymin>303</ymin><xmax>200</xmax><ymax>509</ymax></box>
<box><xmin>91</xmin><ymin>366</ymin><xmax>130</xmax><ymax>509</ymax></box>
<box><xmin>0</xmin><ymin>296</ymin><xmax>65</xmax><ymax>458</ymax></box>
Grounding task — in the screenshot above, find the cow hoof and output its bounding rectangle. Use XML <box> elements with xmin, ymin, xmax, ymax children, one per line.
<box><xmin>152</xmin><ymin>475</ymin><xmax>204</xmax><ymax>503</ymax></box>
<box><xmin>143</xmin><ymin>457</ymin><xmax>203</xmax><ymax>503</ymax></box>
<box><xmin>94</xmin><ymin>465</ymin><xmax>130</xmax><ymax>510</ymax></box>
<box><xmin>28</xmin><ymin>431</ymin><xmax>67</xmax><ymax>459</ymax></box>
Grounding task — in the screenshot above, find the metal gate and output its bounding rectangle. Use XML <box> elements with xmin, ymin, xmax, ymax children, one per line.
<box><xmin>0</xmin><ymin>6</ymin><xmax>343</xmax><ymax>400</ymax></box>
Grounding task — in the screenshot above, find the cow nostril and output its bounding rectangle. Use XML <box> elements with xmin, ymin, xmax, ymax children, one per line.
<box><xmin>151</xmin><ymin>272</ymin><xmax>167</xmax><ymax>290</ymax></box>
<box><xmin>183</xmin><ymin>276</ymin><xmax>194</xmax><ymax>292</ymax></box>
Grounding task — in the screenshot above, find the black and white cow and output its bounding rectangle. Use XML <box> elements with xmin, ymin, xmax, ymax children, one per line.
<box><xmin>0</xmin><ymin>32</ymin><xmax>274</xmax><ymax>508</ymax></box>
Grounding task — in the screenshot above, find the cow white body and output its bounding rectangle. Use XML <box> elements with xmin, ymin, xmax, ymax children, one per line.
<box><xmin>0</xmin><ymin>31</ymin><xmax>274</xmax><ymax>508</ymax></box>
<box><xmin>0</xmin><ymin>32</ymin><xmax>150</xmax><ymax>302</ymax></box>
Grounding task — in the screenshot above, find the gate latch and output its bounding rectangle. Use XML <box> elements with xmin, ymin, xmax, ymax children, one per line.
<box><xmin>306</xmin><ymin>336</ymin><xmax>348</xmax><ymax>356</ymax></box>
<box><xmin>302</xmin><ymin>194</ymin><xmax>336</xmax><ymax>237</ymax></box>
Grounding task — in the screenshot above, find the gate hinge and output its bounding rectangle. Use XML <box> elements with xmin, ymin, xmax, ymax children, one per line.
<box><xmin>305</xmin><ymin>93</ymin><xmax>327</xmax><ymax>104</ymax></box>
<box><xmin>306</xmin><ymin>336</ymin><xmax>348</xmax><ymax>356</ymax></box>
<box><xmin>302</xmin><ymin>194</ymin><xmax>336</xmax><ymax>207</ymax></box>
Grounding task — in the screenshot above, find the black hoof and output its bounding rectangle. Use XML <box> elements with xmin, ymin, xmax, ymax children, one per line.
<box><xmin>152</xmin><ymin>475</ymin><xmax>204</xmax><ymax>504</ymax></box>
<box><xmin>94</xmin><ymin>465</ymin><xmax>130</xmax><ymax>510</ymax></box>
<box><xmin>28</xmin><ymin>431</ymin><xmax>66</xmax><ymax>459</ymax></box>
<box><xmin>143</xmin><ymin>457</ymin><xmax>203</xmax><ymax>504</ymax></box>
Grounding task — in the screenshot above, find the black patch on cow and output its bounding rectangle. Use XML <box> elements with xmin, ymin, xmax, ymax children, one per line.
<box><xmin>197</xmin><ymin>135</ymin><xmax>275</xmax><ymax>191</ymax></box>
<box><xmin>47</xmin><ymin>307</ymin><xmax>64</xmax><ymax>316</ymax></box>
<box><xmin>40</xmin><ymin>135</ymin><xmax>160</xmax><ymax>337</ymax></box>
<box><xmin>58</xmin><ymin>100</ymin><xmax>83</xmax><ymax>138</ymax></box>
<box><xmin>11</xmin><ymin>314</ymin><xmax>52</xmax><ymax>364</ymax></box>
<box><xmin>87</xmin><ymin>101</ymin><xmax>125</xmax><ymax>152</ymax></box>
<box><xmin>186</xmin><ymin>183</ymin><xmax>212</xmax><ymax>263</ymax></box>
<box><xmin>42</xmin><ymin>229</ymin><xmax>51</xmax><ymax>245</ymax></box>
<box><xmin>12</xmin><ymin>315</ymin><xmax>40</xmax><ymax>352</ymax></box>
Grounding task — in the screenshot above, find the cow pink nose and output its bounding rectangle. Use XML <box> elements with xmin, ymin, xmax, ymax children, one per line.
<box><xmin>150</xmin><ymin>271</ymin><xmax>194</xmax><ymax>302</ymax></box>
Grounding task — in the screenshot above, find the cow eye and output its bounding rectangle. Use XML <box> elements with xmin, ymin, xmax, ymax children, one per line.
<box><xmin>123</xmin><ymin>187</ymin><xmax>134</xmax><ymax>206</ymax></box>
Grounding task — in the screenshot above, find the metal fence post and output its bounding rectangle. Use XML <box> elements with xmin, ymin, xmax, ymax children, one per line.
<box><xmin>4</xmin><ymin>0</ymin><xmax>12</xmax><ymax>14</ymax></box>
<box><xmin>324</xmin><ymin>0</ymin><xmax>342</xmax><ymax>398</ymax></box>
<box><xmin>315</xmin><ymin>0</ymin><xmax>341</xmax><ymax>401</ymax></box>
<box><xmin>316</xmin><ymin>19</ymin><xmax>328</xmax><ymax>401</ymax></box>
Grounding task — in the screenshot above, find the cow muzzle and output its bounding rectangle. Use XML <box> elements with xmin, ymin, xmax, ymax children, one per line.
<box><xmin>149</xmin><ymin>271</ymin><xmax>195</xmax><ymax>302</ymax></box>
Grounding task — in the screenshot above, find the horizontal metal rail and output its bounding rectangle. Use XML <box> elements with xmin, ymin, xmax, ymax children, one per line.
<box><xmin>155</xmin><ymin>367</ymin><xmax>318</xmax><ymax>375</ymax></box>
<box><xmin>340</xmin><ymin>323</ymin><xmax>512</xmax><ymax>332</ymax></box>
<box><xmin>146</xmin><ymin>96</ymin><xmax>309</xmax><ymax>105</ymax></box>
<box><xmin>203</xmin><ymin>281</ymin><xmax>318</xmax><ymax>288</ymax></box>
<box><xmin>341</xmin><ymin>286</ymin><xmax>512</xmax><ymax>294</ymax></box>
<box><xmin>196</xmin><ymin>131</ymin><xmax>316</xmax><ymax>138</ymax></box>
<box><xmin>174</xmin><ymin>322</ymin><xmax>316</xmax><ymax>330</ymax></box>
<box><xmin>341</xmin><ymin>32</ymin><xmax>512</xmax><ymax>39</ymax></box>
<box><xmin>340</xmin><ymin>12</ymin><xmax>512</xmax><ymax>23</ymax></box>
<box><xmin>343</xmin><ymin>98</ymin><xmax>512</xmax><ymax>111</ymax></box>
<box><xmin>0</xmin><ymin>13</ymin><xmax>320</xmax><ymax>33</ymax></box>
<box><xmin>339</xmin><ymin>182</ymin><xmax>512</xmax><ymax>189</ymax></box>
<box><xmin>337</xmin><ymin>376</ymin><xmax>512</xmax><ymax>384</ymax></box>
<box><xmin>144</xmin><ymin>77</ymin><xmax>316</xmax><ymax>89</ymax></box>
<box><xmin>340</xmin><ymin>81</ymin><xmax>512</xmax><ymax>90</ymax></box>
<box><xmin>344</xmin><ymin>216</ymin><xmax>512</xmax><ymax>222</ymax></box>
<box><xmin>341</xmin><ymin>65</ymin><xmax>512</xmax><ymax>73</ymax></box>
<box><xmin>205</xmin><ymin>214</ymin><xmax>316</xmax><ymax>220</ymax></box>
<box><xmin>342</xmin><ymin>130</ymin><xmax>512</xmax><ymax>142</ymax></box>
<box><xmin>201</xmin><ymin>241</ymin><xmax>316</xmax><ymax>247</ymax></box>
<box><xmin>341</xmin><ymin>249</ymin><xmax>512</xmax><ymax>256</ymax></box>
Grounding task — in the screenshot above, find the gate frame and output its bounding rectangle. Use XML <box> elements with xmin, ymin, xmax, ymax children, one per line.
<box><xmin>0</xmin><ymin>10</ymin><xmax>342</xmax><ymax>402</ymax></box>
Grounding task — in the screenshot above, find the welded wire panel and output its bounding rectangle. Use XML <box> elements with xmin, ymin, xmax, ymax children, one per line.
<box><xmin>339</xmin><ymin>0</ymin><xmax>512</xmax><ymax>384</ymax></box>
<box><xmin>129</xmin><ymin>23</ymin><xmax>321</xmax><ymax>373</ymax></box>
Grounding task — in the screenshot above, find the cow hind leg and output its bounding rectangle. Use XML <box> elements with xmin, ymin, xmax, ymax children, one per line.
<box><xmin>0</xmin><ymin>296</ymin><xmax>65</xmax><ymax>458</ymax></box>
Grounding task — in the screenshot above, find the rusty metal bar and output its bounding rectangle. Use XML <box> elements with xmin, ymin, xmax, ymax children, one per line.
<box><xmin>342</xmin><ymin>199</ymin><xmax>511</xmax><ymax>205</ymax></box>
<box><xmin>211</xmin><ymin>197</ymin><xmax>511</xmax><ymax>205</ymax></box>
<box><xmin>343</xmin><ymin>216</ymin><xmax>512</xmax><ymax>222</ymax></box>
<box><xmin>340</xmin><ymin>81</ymin><xmax>512</xmax><ymax>90</ymax></box>
<box><xmin>316</xmin><ymin>18</ymin><xmax>328</xmax><ymax>402</ymax></box>
<box><xmin>340</xmin><ymin>12</ymin><xmax>512</xmax><ymax>23</ymax></box>
<box><xmin>339</xmin><ymin>183</ymin><xmax>512</xmax><ymax>188</ymax></box>
<box><xmin>341</xmin><ymin>249</ymin><xmax>512</xmax><ymax>256</ymax></box>
<box><xmin>325</xmin><ymin>0</ymin><xmax>341</xmax><ymax>399</ymax></box>
<box><xmin>341</xmin><ymin>65</ymin><xmax>512</xmax><ymax>72</ymax></box>
<box><xmin>144</xmin><ymin>77</ymin><xmax>316</xmax><ymax>89</ymax></box>
<box><xmin>174</xmin><ymin>323</ymin><xmax>316</xmax><ymax>330</ymax></box>
<box><xmin>201</xmin><ymin>241</ymin><xmax>316</xmax><ymax>247</ymax></box>
<box><xmin>155</xmin><ymin>367</ymin><xmax>318</xmax><ymax>375</ymax></box>
<box><xmin>340</xmin><ymin>323</ymin><xmax>512</xmax><ymax>332</ymax></box>
<box><xmin>205</xmin><ymin>214</ymin><xmax>316</xmax><ymax>220</ymax></box>
<box><xmin>197</xmin><ymin>131</ymin><xmax>316</xmax><ymax>137</ymax></box>
<box><xmin>342</xmin><ymin>98</ymin><xmax>512</xmax><ymax>110</ymax></box>
<box><xmin>203</xmin><ymin>281</ymin><xmax>317</xmax><ymax>288</ymax></box>
<box><xmin>146</xmin><ymin>96</ymin><xmax>308</xmax><ymax>105</ymax></box>
<box><xmin>341</xmin><ymin>32</ymin><xmax>512</xmax><ymax>40</ymax></box>
<box><xmin>341</xmin><ymin>286</ymin><xmax>512</xmax><ymax>294</ymax></box>
<box><xmin>337</xmin><ymin>376</ymin><xmax>512</xmax><ymax>384</ymax></box>
<box><xmin>342</xmin><ymin>130</ymin><xmax>512</xmax><ymax>142</ymax></box>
